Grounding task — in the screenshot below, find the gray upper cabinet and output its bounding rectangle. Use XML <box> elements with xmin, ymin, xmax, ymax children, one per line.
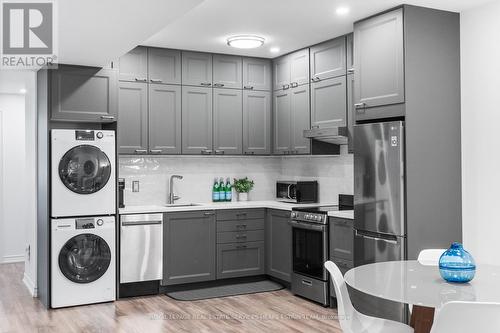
<box><xmin>266</xmin><ymin>209</ymin><xmax>292</xmax><ymax>282</ymax></box>
<box><xmin>182</xmin><ymin>86</ymin><xmax>213</xmax><ymax>154</ymax></box>
<box><xmin>162</xmin><ymin>211</ymin><xmax>216</xmax><ymax>286</ymax></box>
<box><xmin>213</xmin><ymin>88</ymin><xmax>243</xmax><ymax>155</ymax></box>
<box><xmin>273</xmin><ymin>90</ymin><xmax>291</xmax><ymax>154</ymax></box>
<box><xmin>242</xmin><ymin>57</ymin><xmax>271</xmax><ymax>91</ymax></box>
<box><xmin>346</xmin><ymin>33</ymin><xmax>354</xmax><ymax>73</ymax></box>
<box><xmin>354</xmin><ymin>8</ymin><xmax>405</xmax><ymax>109</ymax></box>
<box><xmin>243</xmin><ymin>90</ymin><xmax>271</xmax><ymax>155</ymax></box>
<box><xmin>213</xmin><ymin>55</ymin><xmax>242</xmax><ymax>89</ymax></box>
<box><xmin>182</xmin><ymin>51</ymin><xmax>213</xmax><ymax>87</ymax></box>
<box><xmin>347</xmin><ymin>74</ymin><xmax>355</xmax><ymax>153</ymax></box>
<box><xmin>289</xmin><ymin>49</ymin><xmax>310</xmax><ymax>87</ymax></box>
<box><xmin>273</xmin><ymin>55</ymin><xmax>291</xmax><ymax>91</ymax></box>
<box><xmin>149</xmin><ymin>84</ymin><xmax>181</xmax><ymax>154</ymax></box>
<box><xmin>310</xmin><ymin>36</ymin><xmax>346</xmax><ymax>82</ymax></box>
<box><xmin>118</xmin><ymin>82</ymin><xmax>148</xmax><ymax>154</ymax></box>
<box><xmin>51</xmin><ymin>66</ymin><xmax>118</xmax><ymax>123</ymax></box>
<box><xmin>118</xmin><ymin>46</ymin><xmax>148</xmax><ymax>82</ymax></box>
<box><xmin>148</xmin><ymin>48</ymin><xmax>181</xmax><ymax>85</ymax></box>
<box><xmin>290</xmin><ymin>85</ymin><xmax>311</xmax><ymax>154</ymax></box>
<box><xmin>311</xmin><ymin>76</ymin><xmax>347</xmax><ymax>129</ymax></box>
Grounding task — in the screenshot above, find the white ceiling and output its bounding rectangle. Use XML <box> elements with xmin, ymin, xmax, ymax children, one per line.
<box><xmin>144</xmin><ymin>0</ymin><xmax>495</xmax><ymax>58</ymax></box>
<box><xmin>58</xmin><ymin>0</ymin><xmax>204</xmax><ymax>66</ymax></box>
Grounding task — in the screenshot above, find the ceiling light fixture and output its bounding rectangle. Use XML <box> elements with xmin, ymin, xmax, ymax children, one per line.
<box><xmin>336</xmin><ymin>6</ymin><xmax>350</xmax><ymax>15</ymax></box>
<box><xmin>227</xmin><ymin>35</ymin><xmax>265</xmax><ymax>49</ymax></box>
<box><xmin>19</xmin><ymin>88</ymin><xmax>27</xmax><ymax>94</ymax></box>
<box><xmin>270</xmin><ymin>47</ymin><xmax>280</xmax><ymax>54</ymax></box>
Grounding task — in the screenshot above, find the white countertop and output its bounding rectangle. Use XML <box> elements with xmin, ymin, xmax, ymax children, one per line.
<box><xmin>119</xmin><ymin>201</ymin><xmax>337</xmax><ymax>215</ymax></box>
<box><xmin>328</xmin><ymin>210</ymin><xmax>354</xmax><ymax>219</ymax></box>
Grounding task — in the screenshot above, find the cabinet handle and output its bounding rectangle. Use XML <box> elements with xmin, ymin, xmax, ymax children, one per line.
<box><xmin>201</xmin><ymin>150</ymin><xmax>213</xmax><ymax>154</ymax></box>
<box><xmin>354</xmin><ymin>102</ymin><xmax>366</xmax><ymax>109</ymax></box>
<box><xmin>236</xmin><ymin>245</ymin><xmax>248</xmax><ymax>249</ymax></box>
<box><xmin>291</xmin><ymin>82</ymin><xmax>298</xmax><ymax>88</ymax></box>
<box><xmin>236</xmin><ymin>224</ymin><xmax>247</xmax><ymax>228</ymax></box>
<box><xmin>150</xmin><ymin>149</ymin><xmax>162</xmax><ymax>154</ymax></box>
<box><xmin>311</xmin><ymin>77</ymin><xmax>321</xmax><ymax>82</ymax></box>
<box><xmin>135</xmin><ymin>78</ymin><xmax>148</xmax><ymax>82</ymax></box>
<box><xmin>243</xmin><ymin>151</ymin><xmax>255</xmax><ymax>155</ymax></box>
<box><xmin>204</xmin><ymin>212</ymin><xmax>215</xmax><ymax>216</ymax></box>
<box><xmin>282</xmin><ymin>84</ymin><xmax>290</xmax><ymax>90</ymax></box>
<box><xmin>243</xmin><ymin>86</ymin><xmax>254</xmax><ymax>90</ymax></box>
<box><xmin>347</xmin><ymin>68</ymin><xmax>355</xmax><ymax>74</ymax></box>
<box><xmin>236</xmin><ymin>235</ymin><xmax>247</xmax><ymax>239</ymax></box>
<box><xmin>150</xmin><ymin>79</ymin><xmax>163</xmax><ymax>83</ymax></box>
<box><xmin>100</xmin><ymin>115</ymin><xmax>115</xmax><ymax>120</ymax></box>
<box><xmin>134</xmin><ymin>149</ymin><xmax>147</xmax><ymax>153</ymax></box>
<box><xmin>214</xmin><ymin>149</ymin><xmax>225</xmax><ymax>155</ymax></box>
<box><xmin>311</xmin><ymin>125</ymin><xmax>320</xmax><ymax>129</ymax></box>
<box><xmin>214</xmin><ymin>83</ymin><xmax>225</xmax><ymax>88</ymax></box>
<box><xmin>200</xmin><ymin>82</ymin><xmax>212</xmax><ymax>87</ymax></box>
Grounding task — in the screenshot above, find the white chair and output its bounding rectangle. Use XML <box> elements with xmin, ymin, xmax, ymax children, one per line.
<box><xmin>417</xmin><ymin>249</ymin><xmax>446</xmax><ymax>266</ymax></box>
<box><xmin>430</xmin><ymin>301</ymin><xmax>500</xmax><ymax>333</ymax></box>
<box><xmin>324</xmin><ymin>261</ymin><xmax>414</xmax><ymax>333</ymax></box>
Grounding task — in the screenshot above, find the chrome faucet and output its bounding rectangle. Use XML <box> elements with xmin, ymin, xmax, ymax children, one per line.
<box><xmin>168</xmin><ymin>175</ymin><xmax>183</xmax><ymax>204</ymax></box>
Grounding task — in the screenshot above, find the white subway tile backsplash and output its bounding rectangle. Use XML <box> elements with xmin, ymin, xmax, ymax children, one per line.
<box><xmin>119</xmin><ymin>154</ymin><xmax>353</xmax><ymax>206</ymax></box>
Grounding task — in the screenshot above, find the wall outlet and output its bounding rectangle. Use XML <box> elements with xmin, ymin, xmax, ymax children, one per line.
<box><xmin>132</xmin><ymin>180</ymin><xmax>140</xmax><ymax>192</ymax></box>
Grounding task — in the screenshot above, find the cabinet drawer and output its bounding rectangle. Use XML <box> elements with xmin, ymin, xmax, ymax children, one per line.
<box><xmin>217</xmin><ymin>219</ymin><xmax>264</xmax><ymax>232</ymax></box>
<box><xmin>216</xmin><ymin>209</ymin><xmax>265</xmax><ymax>221</ymax></box>
<box><xmin>217</xmin><ymin>230</ymin><xmax>265</xmax><ymax>244</ymax></box>
<box><xmin>217</xmin><ymin>241</ymin><xmax>265</xmax><ymax>279</ymax></box>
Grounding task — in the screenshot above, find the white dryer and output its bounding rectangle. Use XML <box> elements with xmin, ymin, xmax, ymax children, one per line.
<box><xmin>51</xmin><ymin>216</ymin><xmax>116</xmax><ymax>308</ymax></box>
<box><xmin>51</xmin><ymin>129</ymin><xmax>116</xmax><ymax>217</ymax></box>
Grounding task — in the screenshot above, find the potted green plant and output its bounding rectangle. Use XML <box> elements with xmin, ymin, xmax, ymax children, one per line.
<box><xmin>233</xmin><ymin>177</ymin><xmax>254</xmax><ymax>201</ymax></box>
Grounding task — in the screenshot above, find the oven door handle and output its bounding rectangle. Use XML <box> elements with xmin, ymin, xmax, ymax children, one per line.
<box><xmin>289</xmin><ymin>220</ymin><xmax>326</xmax><ymax>232</ymax></box>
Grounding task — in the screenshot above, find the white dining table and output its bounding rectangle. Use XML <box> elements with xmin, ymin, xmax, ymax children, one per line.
<box><xmin>344</xmin><ymin>260</ymin><xmax>500</xmax><ymax>333</ymax></box>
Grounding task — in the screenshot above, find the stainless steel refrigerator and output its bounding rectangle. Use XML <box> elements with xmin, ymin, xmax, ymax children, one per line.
<box><xmin>353</xmin><ymin>120</ymin><xmax>407</xmax><ymax>322</ymax></box>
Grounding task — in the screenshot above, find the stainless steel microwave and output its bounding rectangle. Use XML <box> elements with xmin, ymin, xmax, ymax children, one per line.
<box><xmin>276</xmin><ymin>181</ymin><xmax>318</xmax><ymax>203</ymax></box>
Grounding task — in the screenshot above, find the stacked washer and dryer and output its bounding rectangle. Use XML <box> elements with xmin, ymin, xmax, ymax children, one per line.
<box><xmin>50</xmin><ymin>129</ymin><xmax>116</xmax><ymax>308</ymax></box>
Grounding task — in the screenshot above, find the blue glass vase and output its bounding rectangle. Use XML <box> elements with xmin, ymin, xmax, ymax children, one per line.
<box><xmin>439</xmin><ymin>242</ymin><xmax>476</xmax><ymax>283</ymax></box>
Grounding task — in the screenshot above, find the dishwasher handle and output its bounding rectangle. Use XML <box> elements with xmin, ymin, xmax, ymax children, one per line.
<box><xmin>121</xmin><ymin>220</ymin><xmax>162</xmax><ymax>226</ymax></box>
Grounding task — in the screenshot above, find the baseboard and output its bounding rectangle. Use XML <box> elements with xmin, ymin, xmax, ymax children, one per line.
<box><xmin>23</xmin><ymin>272</ymin><xmax>38</xmax><ymax>297</ymax></box>
<box><xmin>2</xmin><ymin>254</ymin><xmax>24</xmax><ymax>263</ymax></box>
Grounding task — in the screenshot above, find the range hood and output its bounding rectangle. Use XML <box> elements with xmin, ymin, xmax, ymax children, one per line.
<box><xmin>303</xmin><ymin>126</ymin><xmax>348</xmax><ymax>145</ymax></box>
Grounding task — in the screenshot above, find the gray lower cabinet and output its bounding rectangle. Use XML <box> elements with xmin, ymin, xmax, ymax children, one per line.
<box><xmin>265</xmin><ymin>209</ymin><xmax>292</xmax><ymax>282</ymax></box>
<box><xmin>213</xmin><ymin>54</ymin><xmax>242</xmax><ymax>89</ymax></box>
<box><xmin>273</xmin><ymin>90</ymin><xmax>292</xmax><ymax>154</ymax></box>
<box><xmin>182</xmin><ymin>51</ymin><xmax>213</xmax><ymax>87</ymax></box>
<box><xmin>243</xmin><ymin>57</ymin><xmax>271</xmax><ymax>91</ymax></box>
<box><xmin>347</xmin><ymin>74</ymin><xmax>355</xmax><ymax>153</ymax></box>
<box><xmin>118</xmin><ymin>82</ymin><xmax>148</xmax><ymax>154</ymax></box>
<box><xmin>290</xmin><ymin>85</ymin><xmax>311</xmax><ymax>154</ymax></box>
<box><xmin>182</xmin><ymin>86</ymin><xmax>213</xmax><ymax>154</ymax></box>
<box><xmin>354</xmin><ymin>8</ymin><xmax>404</xmax><ymax>109</ymax></box>
<box><xmin>329</xmin><ymin>216</ymin><xmax>354</xmax><ymax>298</ymax></box>
<box><xmin>309</xmin><ymin>36</ymin><xmax>346</xmax><ymax>81</ymax></box>
<box><xmin>217</xmin><ymin>241</ymin><xmax>265</xmax><ymax>279</ymax></box>
<box><xmin>243</xmin><ymin>90</ymin><xmax>271</xmax><ymax>155</ymax></box>
<box><xmin>119</xmin><ymin>46</ymin><xmax>148</xmax><ymax>82</ymax></box>
<box><xmin>162</xmin><ymin>211</ymin><xmax>216</xmax><ymax>286</ymax></box>
<box><xmin>310</xmin><ymin>76</ymin><xmax>347</xmax><ymax>129</ymax></box>
<box><xmin>213</xmin><ymin>88</ymin><xmax>243</xmax><ymax>155</ymax></box>
<box><xmin>50</xmin><ymin>66</ymin><xmax>118</xmax><ymax>122</ymax></box>
<box><xmin>148</xmin><ymin>48</ymin><xmax>181</xmax><ymax>85</ymax></box>
<box><xmin>149</xmin><ymin>84</ymin><xmax>182</xmax><ymax>154</ymax></box>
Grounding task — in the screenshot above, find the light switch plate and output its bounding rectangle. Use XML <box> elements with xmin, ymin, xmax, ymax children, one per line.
<box><xmin>132</xmin><ymin>180</ymin><xmax>140</xmax><ymax>192</ymax></box>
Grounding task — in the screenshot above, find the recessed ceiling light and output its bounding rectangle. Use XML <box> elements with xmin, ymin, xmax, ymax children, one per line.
<box><xmin>336</xmin><ymin>6</ymin><xmax>350</xmax><ymax>15</ymax></box>
<box><xmin>270</xmin><ymin>47</ymin><xmax>280</xmax><ymax>54</ymax></box>
<box><xmin>19</xmin><ymin>88</ymin><xmax>27</xmax><ymax>94</ymax></box>
<box><xmin>227</xmin><ymin>35</ymin><xmax>265</xmax><ymax>49</ymax></box>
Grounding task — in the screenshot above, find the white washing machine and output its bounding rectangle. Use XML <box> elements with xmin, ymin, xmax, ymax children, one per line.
<box><xmin>51</xmin><ymin>129</ymin><xmax>116</xmax><ymax>217</ymax></box>
<box><xmin>51</xmin><ymin>216</ymin><xmax>116</xmax><ymax>308</ymax></box>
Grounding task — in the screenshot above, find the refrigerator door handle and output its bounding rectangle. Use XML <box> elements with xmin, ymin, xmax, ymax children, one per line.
<box><xmin>355</xmin><ymin>229</ymin><xmax>399</xmax><ymax>245</ymax></box>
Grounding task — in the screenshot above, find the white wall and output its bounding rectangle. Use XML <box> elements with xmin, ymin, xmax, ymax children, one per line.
<box><xmin>0</xmin><ymin>94</ymin><xmax>28</xmax><ymax>264</ymax></box>
<box><xmin>119</xmin><ymin>155</ymin><xmax>354</xmax><ymax>206</ymax></box>
<box><xmin>461</xmin><ymin>0</ymin><xmax>500</xmax><ymax>265</ymax></box>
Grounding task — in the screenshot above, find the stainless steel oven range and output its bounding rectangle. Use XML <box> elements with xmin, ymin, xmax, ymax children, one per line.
<box><xmin>290</xmin><ymin>195</ymin><xmax>353</xmax><ymax>306</ymax></box>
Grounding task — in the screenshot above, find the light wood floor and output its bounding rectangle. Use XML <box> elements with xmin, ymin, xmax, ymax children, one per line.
<box><xmin>0</xmin><ymin>263</ymin><xmax>342</xmax><ymax>333</ymax></box>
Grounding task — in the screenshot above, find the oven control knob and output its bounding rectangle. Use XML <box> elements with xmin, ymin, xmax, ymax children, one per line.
<box><xmin>96</xmin><ymin>219</ymin><xmax>104</xmax><ymax>226</ymax></box>
<box><xmin>291</xmin><ymin>212</ymin><xmax>297</xmax><ymax>218</ymax></box>
<box><xmin>96</xmin><ymin>132</ymin><xmax>104</xmax><ymax>139</ymax></box>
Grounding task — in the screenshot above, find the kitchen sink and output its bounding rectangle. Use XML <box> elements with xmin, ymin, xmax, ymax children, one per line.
<box><xmin>164</xmin><ymin>203</ymin><xmax>201</xmax><ymax>207</ymax></box>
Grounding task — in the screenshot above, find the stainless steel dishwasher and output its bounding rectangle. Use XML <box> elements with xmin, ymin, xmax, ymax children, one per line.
<box><xmin>120</xmin><ymin>213</ymin><xmax>163</xmax><ymax>283</ymax></box>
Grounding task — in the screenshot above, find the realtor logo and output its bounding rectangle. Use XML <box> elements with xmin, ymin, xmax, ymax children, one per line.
<box><xmin>1</xmin><ymin>0</ymin><xmax>57</xmax><ymax>69</ymax></box>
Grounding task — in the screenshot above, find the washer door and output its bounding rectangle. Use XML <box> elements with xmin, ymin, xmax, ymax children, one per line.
<box><xmin>58</xmin><ymin>234</ymin><xmax>112</xmax><ymax>283</ymax></box>
<box><xmin>58</xmin><ymin>145</ymin><xmax>111</xmax><ymax>194</ymax></box>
